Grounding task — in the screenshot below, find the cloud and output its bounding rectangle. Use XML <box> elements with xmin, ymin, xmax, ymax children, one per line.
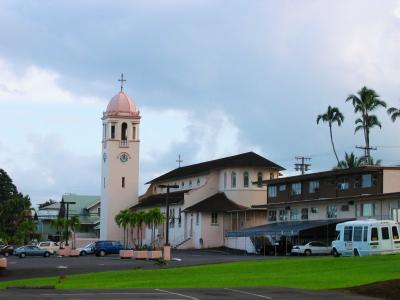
<box><xmin>0</xmin><ymin>57</ymin><xmax>101</xmax><ymax>104</ymax></box>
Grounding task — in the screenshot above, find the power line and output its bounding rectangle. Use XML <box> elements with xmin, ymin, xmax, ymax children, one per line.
<box><xmin>294</xmin><ymin>156</ymin><xmax>311</xmax><ymax>175</ymax></box>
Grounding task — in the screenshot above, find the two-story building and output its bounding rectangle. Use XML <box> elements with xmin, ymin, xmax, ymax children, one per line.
<box><xmin>226</xmin><ymin>166</ymin><xmax>400</xmax><ymax>253</ymax></box>
<box><xmin>130</xmin><ymin>151</ymin><xmax>284</xmax><ymax>249</ymax></box>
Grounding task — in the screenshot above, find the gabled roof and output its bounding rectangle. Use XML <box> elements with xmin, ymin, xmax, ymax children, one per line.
<box><xmin>146</xmin><ymin>152</ymin><xmax>285</xmax><ymax>184</ymax></box>
<box><xmin>184</xmin><ymin>192</ymin><xmax>246</xmax><ymax>212</ymax></box>
<box><xmin>130</xmin><ymin>190</ymin><xmax>188</xmax><ymax>210</ymax></box>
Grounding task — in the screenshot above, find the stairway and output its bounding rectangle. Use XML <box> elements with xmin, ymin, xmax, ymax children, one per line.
<box><xmin>174</xmin><ymin>237</ymin><xmax>192</xmax><ymax>249</ymax></box>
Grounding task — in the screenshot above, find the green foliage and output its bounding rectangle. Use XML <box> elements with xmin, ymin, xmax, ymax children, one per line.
<box><xmin>1</xmin><ymin>255</ymin><xmax>400</xmax><ymax>290</ymax></box>
<box><xmin>316</xmin><ymin>106</ymin><xmax>344</xmax><ymax>164</ymax></box>
<box><xmin>336</xmin><ymin>152</ymin><xmax>382</xmax><ymax>169</ymax></box>
<box><xmin>387</xmin><ymin>107</ymin><xmax>400</xmax><ymax>122</ymax></box>
<box><xmin>0</xmin><ymin>169</ymin><xmax>34</xmax><ymax>243</ymax></box>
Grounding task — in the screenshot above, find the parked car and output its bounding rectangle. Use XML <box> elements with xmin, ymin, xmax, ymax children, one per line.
<box><xmin>332</xmin><ymin>219</ymin><xmax>400</xmax><ymax>257</ymax></box>
<box><xmin>291</xmin><ymin>241</ymin><xmax>332</xmax><ymax>256</ymax></box>
<box><xmin>77</xmin><ymin>242</ymin><xmax>95</xmax><ymax>256</ymax></box>
<box><xmin>14</xmin><ymin>245</ymin><xmax>52</xmax><ymax>258</ymax></box>
<box><xmin>37</xmin><ymin>241</ymin><xmax>60</xmax><ymax>254</ymax></box>
<box><xmin>93</xmin><ymin>240</ymin><xmax>123</xmax><ymax>257</ymax></box>
<box><xmin>0</xmin><ymin>245</ymin><xmax>15</xmax><ymax>257</ymax></box>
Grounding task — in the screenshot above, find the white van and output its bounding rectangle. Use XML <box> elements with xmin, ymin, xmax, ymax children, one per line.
<box><xmin>332</xmin><ymin>219</ymin><xmax>400</xmax><ymax>256</ymax></box>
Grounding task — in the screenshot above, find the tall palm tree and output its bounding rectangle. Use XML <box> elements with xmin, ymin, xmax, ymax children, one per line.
<box><xmin>316</xmin><ymin>106</ymin><xmax>344</xmax><ymax>164</ymax></box>
<box><xmin>115</xmin><ymin>209</ymin><xmax>131</xmax><ymax>249</ymax></box>
<box><xmin>388</xmin><ymin>106</ymin><xmax>400</xmax><ymax>122</ymax></box>
<box><xmin>346</xmin><ymin>86</ymin><xmax>387</xmax><ymax>162</ymax></box>
<box><xmin>135</xmin><ymin>211</ymin><xmax>147</xmax><ymax>247</ymax></box>
<box><xmin>51</xmin><ymin>217</ymin><xmax>66</xmax><ymax>243</ymax></box>
<box><xmin>336</xmin><ymin>152</ymin><xmax>363</xmax><ymax>169</ymax></box>
<box><xmin>151</xmin><ymin>208</ymin><xmax>166</xmax><ymax>249</ymax></box>
<box><xmin>128</xmin><ymin>211</ymin><xmax>138</xmax><ymax>248</ymax></box>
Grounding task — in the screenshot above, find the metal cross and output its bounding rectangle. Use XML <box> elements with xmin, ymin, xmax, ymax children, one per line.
<box><xmin>118</xmin><ymin>73</ymin><xmax>126</xmax><ymax>92</ymax></box>
<box><xmin>176</xmin><ymin>154</ymin><xmax>183</xmax><ymax>168</ymax></box>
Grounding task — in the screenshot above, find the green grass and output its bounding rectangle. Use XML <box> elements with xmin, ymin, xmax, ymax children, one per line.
<box><xmin>1</xmin><ymin>255</ymin><xmax>400</xmax><ymax>290</ymax></box>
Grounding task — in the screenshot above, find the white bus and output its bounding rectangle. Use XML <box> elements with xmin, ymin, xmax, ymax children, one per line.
<box><xmin>332</xmin><ymin>219</ymin><xmax>400</xmax><ymax>256</ymax></box>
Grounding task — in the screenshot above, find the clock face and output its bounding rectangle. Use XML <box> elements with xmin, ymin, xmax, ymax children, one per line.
<box><xmin>120</xmin><ymin>153</ymin><xmax>129</xmax><ymax>163</ymax></box>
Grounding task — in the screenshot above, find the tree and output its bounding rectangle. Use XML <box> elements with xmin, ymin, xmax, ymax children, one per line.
<box><xmin>115</xmin><ymin>209</ymin><xmax>131</xmax><ymax>249</ymax></box>
<box><xmin>128</xmin><ymin>211</ymin><xmax>138</xmax><ymax>248</ymax></box>
<box><xmin>346</xmin><ymin>87</ymin><xmax>387</xmax><ymax>162</ymax></box>
<box><xmin>316</xmin><ymin>106</ymin><xmax>344</xmax><ymax>165</ymax></box>
<box><xmin>0</xmin><ymin>169</ymin><xmax>33</xmax><ymax>242</ymax></box>
<box><xmin>51</xmin><ymin>217</ymin><xmax>66</xmax><ymax>243</ymax></box>
<box><xmin>336</xmin><ymin>152</ymin><xmax>363</xmax><ymax>169</ymax></box>
<box><xmin>135</xmin><ymin>210</ymin><xmax>147</xmax><ymax>247</ymax></box>
<box><xmin>149</xmin><ymin>208</ymin><xmax>165</xmax><ymax>249</ymax></box>
<box><xmin>15</xmin><ymin>220</ymin><xmax>36</xmax><ymax>244</ymax></box>
<box><xmin>38</xmin><ymin>199</ymin><xmax>57</xmax><ymax>209</ymax></box>
<box><xmin>388</xmin><ymin>106</ymin><xmax>400</xmax><ymax>122</ymax></box>
<box><xmin>68</xmin><ymin>216</ymin><xmax>80</xmax><ymax>249</ymax></box>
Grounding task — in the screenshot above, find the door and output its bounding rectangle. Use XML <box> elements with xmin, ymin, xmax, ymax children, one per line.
<box><xmin>380</xmin><ymin>227</ymin><xmax>392</xmax><ymax>251</ymax></box>
<box><xmin>190</xmin><ymin>214</ymin><xmax>193</xmax><ymax>237</ymax></box>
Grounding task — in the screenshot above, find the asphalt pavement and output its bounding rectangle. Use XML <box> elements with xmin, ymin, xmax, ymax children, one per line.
<box><xmin>0</xmin><ymin>287</ymin><xmax>381</xmax><ymax>300</ymax></box>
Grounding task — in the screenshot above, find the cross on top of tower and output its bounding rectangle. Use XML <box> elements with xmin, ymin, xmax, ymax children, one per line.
<box><xmin>118</xmin><ymin>73</ymin><xmax>126</xmax><ymax>92</ymax></box>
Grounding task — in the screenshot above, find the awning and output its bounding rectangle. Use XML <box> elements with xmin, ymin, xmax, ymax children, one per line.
<box><xmin>226</xmin><ymin>218</ymin><xmax>355</xmax><ymax>237</ymax></box>
<box><xmin>184</xmin><ymin>192</ymin><xmax>246</xmax><ymax>213</ymax></box>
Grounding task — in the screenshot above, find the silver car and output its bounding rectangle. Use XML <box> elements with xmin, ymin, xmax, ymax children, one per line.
<box><xmin>14</xmin><ymin>245</ymin><xmax>52</xmax><ymax>258</ymax></box>
<box><xmin>77</xmin><ymin>242</ymin><xmax>95</xmax><ymax>256</ymax></box>
<box><xmin>291</xmin><ymin>241</ymin><xmax>332</xmax><ymax>256</ymax></box>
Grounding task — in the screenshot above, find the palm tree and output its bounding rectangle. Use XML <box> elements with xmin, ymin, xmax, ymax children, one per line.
<box><xmin>115</xmin><ymin>209</ymin><xmax>131</xmax><ymax>249</ymax></box>
<box><xmin>388</xmin><ymin>106</ymin><xmax>400</xmax><ymax>122</ymax></box>
<box><xmin>135</xmin><ymin>211</ymin><xmax>147</xmax><ymax>248</ymax></box>
<box><xmin>128</xmin><ymin>211</ymin><xmax>138</xmax><ymax>248</ymax></box>
<box><xmin>68</xmin><ymin>216</ymin><xmax>80</xmax><ymax>249</ymax></box>
<box><xmin>336</xmin><ymin>152</ymin><xmax>364</xmax><ymax>169</ymax></box>
<box><xmin>316</xmin><ymin>106</ymin><xmax>344</xmax><ymax>164</ymax></box>
<box><xmin>51</xmin><ymin>217</ymin><xmax>66</xmax><ymax>243</ymax></box>
<box><xmin>150</xmin><ymin>208</ymin><xmax>166</xmax><ymax>249</ymax></box>
<box><xmin>346</xmin><ymin>86</ymin><xmax>387</xmax><ymax>162</ymax></box>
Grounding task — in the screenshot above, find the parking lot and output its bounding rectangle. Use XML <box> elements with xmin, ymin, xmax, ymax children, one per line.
<box><xmin>0</xmin><ymin>249</ymin><xmax>276</xmax><ymax>281</ymax></box>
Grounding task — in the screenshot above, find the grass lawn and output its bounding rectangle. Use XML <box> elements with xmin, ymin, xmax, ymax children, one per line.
<box><xmin>1</xmin><ymin>255</ymin><xmax>399</xmax><ymax>290</ymax></box>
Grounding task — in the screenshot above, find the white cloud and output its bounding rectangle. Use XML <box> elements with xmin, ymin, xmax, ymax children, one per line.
<box><xmin>0</xmin><ymin>57</ymin><xmax>101</xmax><ymax>104</ymax></box>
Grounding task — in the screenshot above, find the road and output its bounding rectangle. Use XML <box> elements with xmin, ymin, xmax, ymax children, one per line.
<box><xmin>0</xmin><ymin>287</ymin><xmax>381</xmax><ymax>300</ymax></box>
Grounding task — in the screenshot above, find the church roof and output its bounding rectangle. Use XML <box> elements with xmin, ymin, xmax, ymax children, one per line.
<box><xmin>184</xmin><ymin>192</ymin><xmax>247</xmax><ymax>212</ymax></box>
<box><xmin>146</xmin><ymin>152</ymin><xmax>285</xmax><ymax>184</ymax></box>
<box><xmin>105</xmin><ymin>91</ymin><xmax>139</xmax><ymax>117</ymax></box>
<box><xmin>130</xmin><ymin>190</ymin><xmax>189</xmax><ymax>210</ymax></box>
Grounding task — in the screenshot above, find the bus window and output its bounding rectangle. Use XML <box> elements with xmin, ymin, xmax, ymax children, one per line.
<box><xmin>336</xmin><ymin>230</ymin><xmax>340</xmax><ymax>240</ymax></box>
<box><xmin>353</xmin><ymin>226</ymin><xmax>362</xmax><ymax>241</ymax></box>
<box><xmin>381</xmin><ymin>227</ymin><xmax>390</xmax><ymax>240</ymax></box>
<box><xmin>344</xmin><ymin>226</ymin><xmax>353</xmax><ymax>242</ymax></box>
<box><xmin>392</xmin><ymin>226</ymin><xmax>399</xmax><ymax>240</ymax></box>
<box><xmin>371</xmin><ymin>227</ymin><xmax>378</xmax><ymax>241</ymax></box>
<box><xmin>363</xmin><ymin>226</ymin><xmax>368</xmax><ymax>242</ymax></box>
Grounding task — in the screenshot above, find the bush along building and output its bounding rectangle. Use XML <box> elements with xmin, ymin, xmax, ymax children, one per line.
<box><xmin>130</xmin><ymin>152</ymin><xmax>284</xmax><ymax>249</ymax></box>
<box><xmin>226</xmin><ymin>166</ymin><xmax>400</xmax><ymax>254</ymax></box>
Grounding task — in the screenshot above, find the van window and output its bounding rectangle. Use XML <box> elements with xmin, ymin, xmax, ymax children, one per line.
<box><xmin>371</xmin><ymin>227</ymin><xmax>378</xmax><ymax>241</ymax></box>
<box><xmin>336</xmin><ymin>230</ymin><xmax>341</xmax><ymax>240</ymax></box>
<box><xmin>381</xmin><ymin>227</ymin><xmax>390</xmax><ymax>240</ymax></box>
<box><xmin>363</xmin><ymin>226</ymin><xmax>368</xmax><ymax>242</ymax></box>
<box><xmin>353</xmin><ymin>226</ymin><xmax>362</xmax><ymax>242</ymax></box>
<box><xmin>344</xmin><ymin>226</ymin><xmax>353</xmax><ymax>241</ymax></box>
<box><xmin>392</xmin><ymin>226</ymin><xmax>399</xmax><ymax>240</ymax></box>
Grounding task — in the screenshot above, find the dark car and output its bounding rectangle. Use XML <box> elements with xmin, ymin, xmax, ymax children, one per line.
<box><xmin>93</xmin><ymin>240</ymin><xmax>123</xmax><ymax>257</ymax></box>
<box><xmin>0</xmin><ymin>245</ymin><xmax>14</xmax><ymax>257</ymax></box>
<box><xmin>14</xmin><ymin>245</ymin><xmax>52</xmax><ymax>258</ymax></box>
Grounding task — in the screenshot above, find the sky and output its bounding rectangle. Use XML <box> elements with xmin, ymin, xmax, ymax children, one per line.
<box><xmin>1</xmin><ymin>0</ymin><xmax>400</xmax><ymax>206</ymax></box>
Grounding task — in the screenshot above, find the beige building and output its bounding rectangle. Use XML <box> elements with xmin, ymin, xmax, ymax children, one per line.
<box><xmin>131</xmin><ymin>152</ymin><xmax>284</xmax><ymax>249</ymax></box>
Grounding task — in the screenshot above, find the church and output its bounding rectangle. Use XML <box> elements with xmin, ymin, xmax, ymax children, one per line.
<box><xmin>100</xmin><ymin>77</ymin><xmax>284</xmax><ymax>248</ymax></box>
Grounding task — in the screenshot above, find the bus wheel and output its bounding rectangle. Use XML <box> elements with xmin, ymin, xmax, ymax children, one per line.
<box><xmin>332</xmin><ymin>248</ymin><xmax>340</xmax><ymax>257</ymax></box>
<box><xmin>354</xmin><ymin>249</ymin><xmax>360</xmax><ymax>257</ymax></box>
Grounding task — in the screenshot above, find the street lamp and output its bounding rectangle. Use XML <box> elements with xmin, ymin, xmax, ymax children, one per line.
<box><xmin>157</xmin><ymin>184</ymin><xmax>179</xmax><ymax>245</ymax></box>
<box><xmin>60</xmin><ymin>199</ymin><xmax>76</xmax><ymax>247</ymax></box>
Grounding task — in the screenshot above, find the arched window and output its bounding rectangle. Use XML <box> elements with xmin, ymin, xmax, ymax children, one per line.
<box><xmin>231</xmin><ymin>172</ymin><xmax>237</xmax><ymax>188</ymax></box>
<box><xmin>121</xmin><ymin>123</ymin><xmax>128</xmax><ymax>140</ymax></box>
<box><xmin>257</xmin><ymin>172</ymin><xmax>263</xmax><ymax>187</ymax></box>
<box><xmin>243</xmin><ymin>171</ymin><xmax>249</xmax><ymax>188</ymax></box>
<box><xmin>132</xmin><ymin>125</ymin><xmax>136</xmax><ymax>140</ymax></box>
<box><xmin>223</xmin><ymin>172</ymin><xmax>227</xmax><ymax>189</ymax></box>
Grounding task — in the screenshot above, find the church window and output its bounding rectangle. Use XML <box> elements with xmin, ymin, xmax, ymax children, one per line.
<box><xmin>97</xmin><ymin>207</ymin><xmax>101</xmax><ymax>216</ymax></box>
<box><xmin>197</xmin><ymin>178</ymin><xmax>200</xmax><ymax>186</ymax></box>
<box><xmin>181</xmin><ymin>181</ymin><xmax>185</xmax><ymax>188</ymax></box>
<box><xmin>122</xmin><ymin>177</ymin><xmax>125</xmax><ymax>188</ymax></box>
<box><xmin>196</xmin><ymin>212</ymin><xmax>199</xmax><ymax>225</ymax></box>
<box><xmin>223</xmin><ymin>172</ymin><xmax>227</xmax><ymax>189</ymax></box>
<box><xmin>270</xmin><ymin>172</ymin><xmax>274</xmax><ymax>179</ymax></box>
<box><xmin>103</xmin><ymin>124</ymin><xmax>106</xmax><ymax>140</ymax></box>
<box><xmin>121</xmin><ymin>123</ymin><xmax>128</xmax><ymax>140</ymax></box>
<box><xmin>231</xmin><ymin>172</ymin><xmax>237</xmax><ymax>188</ymax></box>
<box><xmin>189</xmin><ymin>180</ymin><xmax>192</xmax><ymax>187</ymax></box>
<box><xmin>243</xmin><ymin>171</ymin><xmax>249</xmax><ymax>188</ymax></box>
<box><xmin>178</xmin><ymin>208</ymin><xmax>182</xmax><ymax>227</ymax></box>
<box><xmin>169</xmin><ymin>208</ymin><xmax>175</xmax><ymax>228</ymax></box>
<box><xmin>132</xmin><ymin>125</ymin><xmax>136</xmax><ymax>140</ymax></box>
<box><xmin>257</xmin><ymin>172</ymin><xmax>263</xmax><ymax>187</ymax></box>
<box><xmin>111</xmin><ymin>125</ymin><xmax>116</xmax><ymax>139</ymax></box>
<box><xmin>103</xmin><ymin>177</ymin><xmax>105</xmax><ymax>189</ymax></box>
<box><xmin>211</xmin><ymin>212</ymin><xmax>218</xmax><ymax>225</ymax></box>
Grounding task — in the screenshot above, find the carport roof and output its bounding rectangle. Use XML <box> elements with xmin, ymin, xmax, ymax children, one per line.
<box><xmin>226</xmin><ymin>218</ymin><xmax>355</xmax><ymax>237</ymax></box>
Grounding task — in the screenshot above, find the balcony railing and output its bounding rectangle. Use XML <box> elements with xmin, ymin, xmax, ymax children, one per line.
<box><xmin>120</xmin><ymin>140</ymin><xmax>129</xmax><ymax>148</ymax></box>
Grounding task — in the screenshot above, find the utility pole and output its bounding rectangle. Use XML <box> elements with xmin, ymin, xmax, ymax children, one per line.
<box><xmin>157</xmin><ymin>184</ymin><xmax>179</xmax><ymax>245</ymax></box>
<box><xmin>356</xmin><ymin>145</ymin><xmax>377</xmax><ymax>164</ymax></box>
<box><xmin>176</xmin><ymin>154</ymin><xmax>183</xmax><ymax>168</ymax></box>
<box><xmin>60</xmin><ymin>199</ymin><xmax>76</xmax><ymax>247</ymax></box>
<box><xmin>294</xmin><ymin>156</ymin><xmax>311</xmax><ymax>175</ymax></box>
